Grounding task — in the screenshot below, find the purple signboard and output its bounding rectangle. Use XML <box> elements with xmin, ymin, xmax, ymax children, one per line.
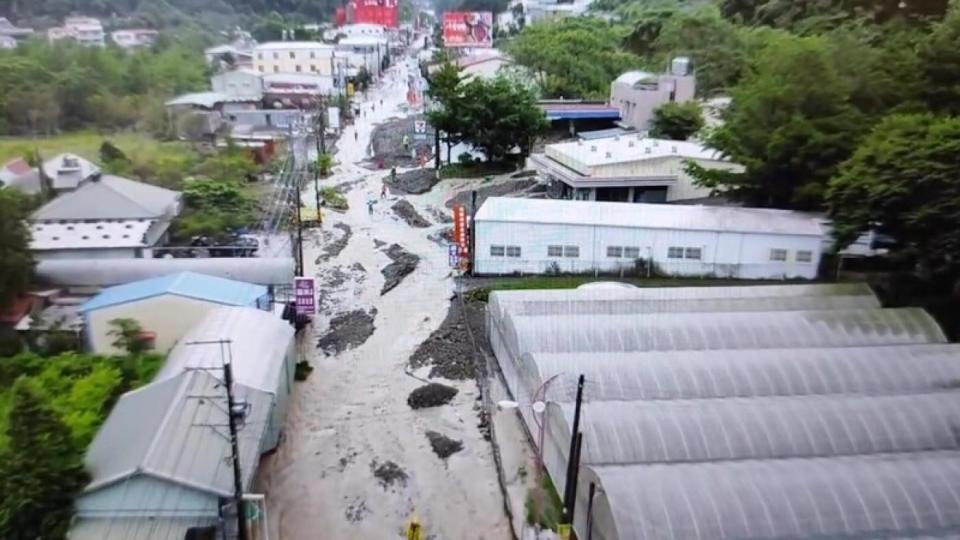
<box><xmin>294</xmin><ymin>277</ymin><xmax>316</xmax><ymax>315</ymax></box>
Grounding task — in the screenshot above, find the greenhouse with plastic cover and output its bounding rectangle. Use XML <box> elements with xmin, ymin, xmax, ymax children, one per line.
<box><xmin>487</xmin><ymin>283</ymin><xmax>960</xmax><ymax>540</ymax></box>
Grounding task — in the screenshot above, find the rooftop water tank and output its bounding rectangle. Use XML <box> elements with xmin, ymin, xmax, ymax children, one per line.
<box><xmin>671</xmin><ymin>56</ymin><xmax>692</xmax><ymax>76</ymax></box>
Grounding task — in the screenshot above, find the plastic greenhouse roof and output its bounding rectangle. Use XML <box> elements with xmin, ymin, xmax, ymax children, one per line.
<box><xmin>501</xmin><ymin>308</ymin><xmax>945</xmax><ymax>356</ymax></box>
<box><xmin>581</xmin><ymin>452</ymin><xmax>960</xmax><ymax>540</ymax></box>
<box><xmin>518</xmin><ymin>345</ymin><xmax>960</xmax><ymax>402</ymax></box>
<box><xmin>553</xmin><ymin>392</ymin><xmax>960</xmax><ymax>467</ymax></box>
<box><xmin>488</xmin><ymin>283</ymin><xmax>878</xmax><ymax>319</ymax></box>
<box><xmin>491</xmin><ymin>289</ymin><xmax>879</xmax><ymax>317</ymax></box>
<box><xmin>36</xmin><ymin>257</ymin><xmax>295</xmax><ymax>286</ymax></box>
<box><xmin>158</xmin><ymin>306</ymin><xmax>294</xmax><ymax>394</ymax></box>
<box><xmin>79</xmin><ymin>271</ymin><xmax>268</xmax><ymax>312</ymax></box>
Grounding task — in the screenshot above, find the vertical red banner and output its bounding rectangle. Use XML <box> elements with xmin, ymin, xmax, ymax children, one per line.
<box><xmin>453</xmin><ymin>204</ymin><xmax>469</xmax><ymax>257</ymax></box>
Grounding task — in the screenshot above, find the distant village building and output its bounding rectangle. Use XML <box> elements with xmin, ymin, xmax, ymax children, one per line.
<box><xmin>253</xmin><ymin>41</ymin><xmax>336</xmax><ymax>77</ymax></box>
<box><xmin>49</xmin><ymin>16</ymin><xmax>105</xmax><ymax>46</ymax></box>
<box><xmin>79</xmin><ymin>272</ymin><xmax>271</xmax><ymax>355</ymax></box>
<box><xmin>110</xmin><ymin>28</ymin><xmax>158</xmax><ymax>49</ymax></box>
<box><xmin>458</xmin><ymin>50</ymin><xmax>512</xmax><ymax>81</ymax></box>
<box><xmin>30</xmin><ymin>175</ymin><xmax>181</xmax><ymax>260</ymax></box>
<box><xmin>335</xmin><ymin>36</ymin><xmax>388</xmax><ymax>77</ymax></box>
<box><xmin>0</xmin><ymin>158</ymin><xmax>41</xmax><ymax>193</ymax></box>
<box><xmin>204</xmin><ymin>43</ymin><xmax>255</xmax><ymax>69</ymax></box>
<box><xmin>1</xmin><ymin>153</ymin><xmax>101</xmax><ymax>195</ymax></box>
<box><xmin>610</xmin><ymin>59</ymin><xmax>696</xmax><ymax>131</ymax></box>
<box><xmin>0</xmin><ymin>17</ymin><xmax>33</xmax><ymax>41</ymax></box>
<box><xmin>529</xmin><ymin>133</ymin><xmax>742</xmax><ymax>203</ymax></box>
<box><xmin>473</xmin><ymin>197</ymin><xmax>825</xmax><ymax>279</ymax></box>
<box><xmin>211</xmin><ymin>68</ymin><xmax>264</xmax><ymax>99</ymax></box>
<box><xmin>0</xmin><ymin>35</ymin><xmax>17</xmax><ymax>49</ymax></box>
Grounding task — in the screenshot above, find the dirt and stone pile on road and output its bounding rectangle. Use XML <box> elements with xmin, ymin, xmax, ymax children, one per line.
<box><xmin>427</xmin><ymin>206</ymin><xmax>453</xmax><ymax>224</ymax></box>
<box><xmin>445</xmin><ymin>178</ymin><xmax>540</xmax><ymax>209</ymax></box>
<box><xmin>408</xmin><ymin>296</ymin><xmax>488</xmax><ymax>380</ymax></box>
<box><xmin>384</xmin><ymin>168</ymin><xmax>438</xmax><ymax>194</ymax></box>
<box><xmin>369</xmin><ymin>115</ymin><xmax>435</xmax><ymax>169</ymax></box>
<box><xmin>425</xmin><ymin>430</ymin><xmax>464</xmax><ymax>459</ymax></box>
<box><xmin>391</xmin><ymin>200</ymin><xmax>432</xmax><ymax>228</ymax></box>
<box><xmin>317</xmin><ymin>223</ymin><xmax>352</xmax><ymax>263</ymax></box>
<box><xmin>380</xmin><ymin>243</ymin><xmax>420</xmax><ymax>295</ymax></box>
<box><xmin>317</xmin><ymin>308</ymin><xmax>377</xmax><ymax>355</ymax></box>
<box><xmin>371</xmin><ymin>460</ymin><xmax>408</xmax><ymax>490</ymax></box>
<box><xmin>407</xmin><ymin>383</ymin><xmax>459</xmax><ymax>409</ymax></box>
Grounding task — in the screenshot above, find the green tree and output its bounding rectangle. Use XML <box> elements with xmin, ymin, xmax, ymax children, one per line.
<box><xmin>458</xmin><ymin>76</ymin><xmax>549</xmax><ymax>161</ymax></box>
<box><xmin>426</xmin><ymin>60</ymin><xmax>466</xmax><ymax>163</ymax></box>
<box><xmin>688</xmin><ymin>33</ymin><xmax>866</xmax><ymax>209</ymax></box>
<box><xmin>0</xmin><ymin>378</ymin><xmax>89</xmax><ymax>540</ymax></box>
<box><xmin>0</xmin><ymin>191</ymin><xmax>34</xmax><ymax>306</ymax></box>
<box><xmin>107</xmin><ymin>318</ymin><xmax>150</xmax><ymax>356</ymax></box>
<box><xmin>919</xmin><ymin>0</ymin><xmax>960</xmax><ymax>114</ymax></box>
<box><xmin>506</xmin><ymin>17</ymin><xmax>640</xmax><ymax>98</ymax></box>
<box><xmin>826</xmin><ymin>113</ymin><xmax>960</xmax><ymax>277</ymax></box>
<box><xmin>650</xmin><ymin>101</ymin><xmax>704</xmax><ymax>140</ymax></box>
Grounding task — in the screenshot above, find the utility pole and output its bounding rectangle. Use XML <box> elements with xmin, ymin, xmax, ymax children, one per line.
<box><xmin>562</xmin><ymin>374</ymin><xmax>586</xmax><ymax>525</ymax></box>
<box><xmin>295</xmin><ymin>167</ymin><xmax>304</xmax><ymax>276</ymax></box>
<box><xmin>223</xmin><ymin>358</ymin><xmax>249</xmax><ymax>540</ymax></box>
<box><xmin>434</xmin><ymin>126</ymin><xmax>441</xmax><ymax>170</ymax></box>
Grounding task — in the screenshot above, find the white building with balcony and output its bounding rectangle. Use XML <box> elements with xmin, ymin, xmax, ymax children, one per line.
<box><xmin>611</xmin><ymin>59</ymin><xmax>696</xmax><ymax>131</ymax></box>
<box><xmin>253</xmin><ymin>42</ymin><xmax>336</xmax><ymax>77</ymax></box>
<box><xmin>110</xmin><ymin>29</ymin><xmax>158</xmax><ymax>49</ymax></box>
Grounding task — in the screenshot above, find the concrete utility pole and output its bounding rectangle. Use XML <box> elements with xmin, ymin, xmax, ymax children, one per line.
<box><xmin>561</xmin><ymin>374</ymin><xmax>586</xmax><ymax>525</ymax></box>
<box><xmin>223</xmin><ymin>358</ymin><xmax>249</xmax><ymax>540</ymax></box>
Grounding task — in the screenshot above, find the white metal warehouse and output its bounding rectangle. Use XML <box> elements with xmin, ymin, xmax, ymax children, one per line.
<box><xmin>474</xmin><ymin>197</ymin><xmax>825</xmax><ymax>279</ymax></box>
<box><xmin>487</xmin><ymin>283</ymin><xmax>960</xmax><ymax>540</ymax></box>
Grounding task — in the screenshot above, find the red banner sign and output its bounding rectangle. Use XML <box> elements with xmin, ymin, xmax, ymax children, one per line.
<box><xmin>442</xmin><ymin>11</ymin><xmax>493</xmax><ymax>48</ymax></box>
<box><xmin>453</xmin><ymin>204</ymin><xmax>469</xmax><ymax>257</ymax></box>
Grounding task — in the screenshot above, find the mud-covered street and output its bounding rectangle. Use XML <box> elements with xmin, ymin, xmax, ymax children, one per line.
<box><xmin>255</xmin><ymin>49</ymin><xmax>515</xmax><ymax>540</ymax></box>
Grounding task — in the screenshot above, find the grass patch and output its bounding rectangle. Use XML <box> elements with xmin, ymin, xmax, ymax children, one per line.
<box><xmin>439</xmin><ymin>160</ymin><xmax>517</xmax><ymax>179</ymax></box>
<box><xmin>0</xmin><ymin>131</ymin><xmax>189</xmax><ymax>165</ymax></box>
<box><xmin>525</xmin><ymin>472</ymin><xmax>564</xmax><ymax>530</ymax></box>
<box><xmin>321</xmin><ymin>186</ymin><xmax>349</xmax><ymax>210</ymax></box>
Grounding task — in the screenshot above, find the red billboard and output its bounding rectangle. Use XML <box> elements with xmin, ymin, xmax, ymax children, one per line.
<box><xmin>344</xmin><ymin>0</ymin><xmax>399</xmax><ymax>28</ymax></box>
<box><xmin>442</xmin><ymin>11</ymin><xmax>493</xmax><ymax>48</ymax></box>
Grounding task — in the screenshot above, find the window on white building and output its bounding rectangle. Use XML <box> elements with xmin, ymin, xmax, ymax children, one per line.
<box><xmin>506</xmin><ymin>246</ymin><xmax>521</xmax><ymax>258</ymax></box>
<box><xmin>296</xmin><ymin>64</ymin><xmax>302</xmax><ymax>72</ymax></box>
<box><xmin>490</xmin><ymin>246</ymin><xmax>505</xmax><ymax>257</ymax></box>
<box><xmin>273</xmin><ymin>52</ymin><xmax>278</xmax><ymax>59</ymax></box>
<box><xmin>624</xmin><ymin>247</ymin><xmax>641</xmax><ymax>259</ymax></box>
<box><xmin>770</xmin><ymin>249</ymin><xmax>788</xmax><ymax>262</ymax></box>
<box><xmin>257</xmin><ymin>53</ymin><xmax>263</xmax><ymax>60</ymax></box>
<box><xmin>547</xmin><ymin>245</ymin><xmax>563</xmax><ymax>257</ymax></box>
<box><xmin>311</xmin><ymin>64</ymin><xmax>317</xmax><ymax>72</ymax></box>
<box><xmin>258</xmin><ymin>66</ymin><xmax>264</xmax><ymax>72</ymax></box>
<box><xmin>310</xmin><ymin>51</ymin><xmax>316</xmax><ymax>59</ymax></box>
<box><xmin>685</xmin><ymin>248</ymin><xmax>702</xmax><ymax>260</ymax></box>
<box><xmin>273</xmin><ymin>66</ymin><xmax>279</xmax><ymax>73</ymax></box>
<box><xmin>668</xmin><ymin>246</ymin><xmax>684</xmax><ymax>259</ymax></box>
<box><xmin>289</xmin><ymin>51</ymin><xmax>295</xmax><ymax>59</ymax></box>
<box><xmin>564</xmin><ymin>246</ymin><xmax>580</xmax><ymax>258</ymax></box>
<box><xmin>607</xmin><ymin>246</ymin><xmax>623</xmax><ymax>258</ymax></box>
<box><xmin>796</xmin><ymin>250</ymin><xmax>813</xmax><ymax>263</ymax></box>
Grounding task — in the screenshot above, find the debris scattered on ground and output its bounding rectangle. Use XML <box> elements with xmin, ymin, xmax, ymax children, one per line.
<box><xmin>391</xmin><ymin>200</ymin><xmax>432</xmax><ymax>228</ymax></box>
<box><xmin>425</xmin><ymin>430</ymin><xmax>464</xmax><ymax>459</ymax></box>
<box><xmin>334</xmin><ymin>176</ymin><xmax>367</xmax><ymax>193</ymax></box>
<box><xmin>344</xmin><ymin>498</ymin><xmax>369</xmax><ymax>522</ymax></box>
<box><xmin>407</xmin><ymin>383</ymin><xmax>459</xmax><ymax>409</ymax></box>
<box><xmin>409</xmin><ymin>297</ymin><xmax>488</xmax><ymax>380</ymax></box>
<box><xmin>294</xmin><ymin>360</ymin><xmax>314</xmax><ymax>381</ymax></box>
<box><xmin>317</xmin><ymin>308</ymin><xmax>377</xmax><ymax>354</ymax></box>
<box><xmin>384</xmin><ymin>168</ymin><xmax>439</xmax><ymax>194</ymax></box>
<box><xmin>369</xmin><ymin>116</ymin><xmax>435</xmax><ymax>169</ymax></box>
<box><xmin>511</xmin><ymin>170</ymin><xmax>537</xmax><ymax>178</ymax></box>
<box><xmin>317</xmin><ymin>223</ymin><xmax>352</xmax><ymax>263</ymax></box>
<box><xmin>476</xmin><ymin>404</ymin><xmax>492</xmax><ymax>441</ymax></box>
<box><xmin>319</xmin><ymin>265</ymin><xmax>350</xmax><ymax>289</ymax></box>
<box><xmin>351</xmin><ymin>262</ymin><xmax>366</xmax><ymax>274</ymax></box>
<box><xmin>381</xmin><ymin>244</ymin><xmax>420</xmax><ymax>295</ymax></box>
<box><xmin>373</xmin><ymin>238</ymin><xmax>387</xmax><ymax>248</ymax></box>
<box><xmin>371</xmin><ymin>460</ymin><xmax>408</xmax><ymax>489</ymax></box>
<box><xmin>446</xmin><ymin>178</ymin><xmax>540</xmax><ymax>209</ymax></box>
<box><xmin>427</xmin><ymin>206</ymin><xmax>454</xmax><ymax>224</ymax></box>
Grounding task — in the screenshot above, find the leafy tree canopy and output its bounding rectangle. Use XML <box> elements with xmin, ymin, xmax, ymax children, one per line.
<box><xmin>458</xmin><ymin>76</ymin><xmax>549</xmax><ymax>161</ymax></box>
<box><xmin>0</xmin><ymin>190</ymin><xmax>35</xmax><ymax>306</ymax></box>
<box><xmin>826</xmin><ymin>113</ymin><xmax>960</xmax><ymax>277</ymax></box>
<box><xmin>650</xmin><ymin>101</ymin><xmax>704</xmax><ymax>140</ymax></box>
<box><xmin>505</xmin><ymin>17</ymin><xmax>640</xmax><ymax>99</ymax></box>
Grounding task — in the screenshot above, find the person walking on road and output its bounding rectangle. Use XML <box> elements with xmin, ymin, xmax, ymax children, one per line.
<box><xmin>354</xmin><ymin>130</ymin><xmax>359</xmax><ymax>142</ymax></box>
<box><xmin>381</xmin><ymin>184</ymin><xmax>388</xmax><ymax>199</ymax></box>
<box><xmin>367</xmin><ymin>199</ymin><xmax>375</xmax><ymax>214</ymax></box>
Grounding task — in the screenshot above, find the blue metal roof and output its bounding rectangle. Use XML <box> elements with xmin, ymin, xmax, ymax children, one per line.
<box><xmin>80</xmin><ymin>272</ymin><xmax>269</xmax><ymax>313</ymax></box>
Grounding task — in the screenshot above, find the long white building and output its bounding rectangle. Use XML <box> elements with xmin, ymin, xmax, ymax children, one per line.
<box><xmin>253</xmin><ymin>41</ymin><xmax>336</xmax><ymax>76</ymax></box>
<box><xmin>473</xmin><ymin>197</ymin><xmax>825</xmax><ymax>279</ymax></box>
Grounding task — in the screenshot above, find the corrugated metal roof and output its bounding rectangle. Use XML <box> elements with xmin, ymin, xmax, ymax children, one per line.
<box><xmin>69</xmin><ymin>517</ymin><xmax>217</xmax><ymax>540</ymax></box>
<box><xmin>31</xmin><ymin>219</ymin><xmax>155</xmax><ymax>250</ymax></box>
<box><xmin>36</xmin><ymin>257</ymin><xmax>295</xmax><ymax>286</ymax></box>
<box><xmin>614</xmin><ymin>70</ymin><xmax>658</xmax><ymax>85</ymax></box>
<box><xmin>546</xmin><ymin>134</ymin><xmax>723</xmax><ymax>166</ymax></box>
<box><xmin>32</xmin><ymin>175</ymin><xmax>180</xmax><ymax>221</ymax></box>
<box><xmin>475</xmin><ymin>197</ymin><xmax>825</xmax><ymax>236</ymax></box>
<box><xmin>80</xmin><ymin>272</ymin><xmax>268</xmax><ymax>312</ymax></box>
<box><xmin>255</xmin><ymin>41</ymin><xmax>333</xmax><ymax>50</ymax></box>
<box><xmin>164</xmin><ymin>91</ymin><xmax>257</xmax><ymax>108</ymax></box>
<box><xmin>83</xmin><ymin>370</ymin><xmax>270</xmax><ymax>497</ymax></box>
<box><xmin>159</xmin><ymin>306</ymin><xmax>293</xmax><ymax>394</ymax></box>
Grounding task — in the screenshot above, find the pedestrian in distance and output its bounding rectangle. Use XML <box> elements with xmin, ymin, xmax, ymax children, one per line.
<box><xmin>354</xmin><ymin>130</ymin><xmax>359</xmax><ymax>142</ymax></box>
<box><xmin>367</xmin><ymin>199</ymin><xmax>375</xmax><ymax>214</ymax></box>
<box><xmin>381</xmin><ymin>184</ymin><xmax>388</xmax><ymax>199</ymax></box>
